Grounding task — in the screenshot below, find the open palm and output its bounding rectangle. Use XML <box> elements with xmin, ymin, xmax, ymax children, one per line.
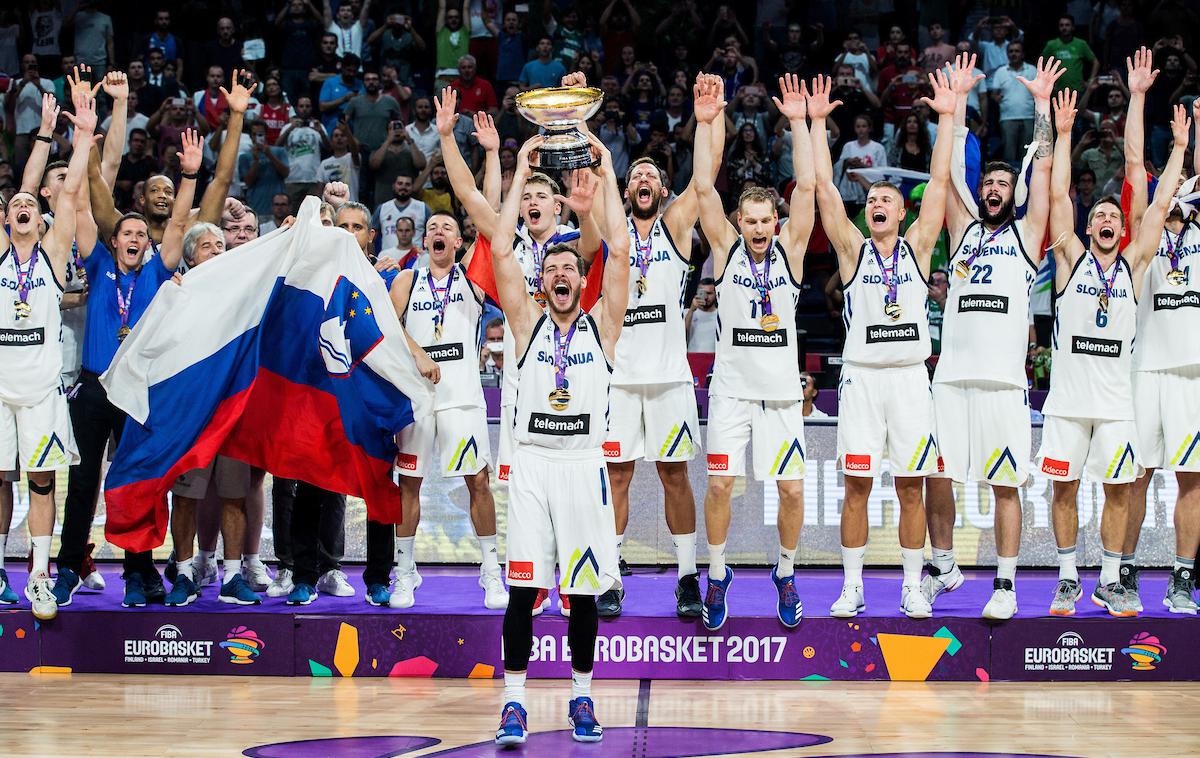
<box><xmin>1017</xmin><ymin>56</ymin><xmax>1064</xmax><ymax>101</ymax></box>
<box><xmin>1126</xmin><ymin>46</ymin><xmax>1159</xmax><ymax>94</ymax></box>
<box><xmin>435</xmin><ymin>87</ymin><xmax>459</xmax><ymax>137</ymax></box>
<box><xmin>772</xmin><ymin>73</ymin><xmax>808</xmax><ymax>120</ymax></box>
<box><xmin>806</xmin><ymin>75</ymin><xmax>842</xmax><ymax>119</ymax></box>
<box><xmin>693</xmin><ymin>75</ymin><xmax>726</xmax><ymax>124</ymax></box>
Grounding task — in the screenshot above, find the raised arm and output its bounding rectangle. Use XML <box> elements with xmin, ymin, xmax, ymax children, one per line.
<box><xmin>44</xmin><ymin>90</ymin><xmax>97</xmax><ymax>282</ymax></box>
<box><xmin>160</xmin><ymin>130</ymin><xmax>202</xmax><ymax>270</ymax></box>
<box><xmin>692</xmin><ymin>75</ymin><xmax>738</xmax><ymax>276</ymax></box>
<box><xmin>491</xmin><ymin>136</ymin><xmax>547</xmax><ymax>350</ymax></box>
<box><xmin>807</xmin><ymin>74</ymin><xmax>863</xmax><ymax>282</ymax></box>
<box><xmin>1050</xmin><ymin>89</ymin><xmax>1086</xmax><ymax>281</ymax></box>
<box><xmin>19</xmin><ymin>93</ymin><xmax>60</xmax><ymax>195</ymax></box>
<box><xmin>945</xmin><ymin>53</ymin><xmax>986</xmax><ymax>240</ymax></box>
<box><xmin>1128</xmin><ymin>104</ymin><xmax>1191</xmax><ymax>275</ymax></box>
<box><xmin>773</xmin><ymin>73</ymin><xmax>815</xmax><ymax>263</ymax></box>
<box><xmin>197</xmin><ymin>70</ymin><xmax>252</xmax><ymax>225</ymax></box>
<box><xmin>436</xmin><ymin>87</ymin><xmax>499</xmax><ymax>238</ymax></box>
<box><xmin>905</xmin><ymin>69</ymin><xmax>957</xmax><ymax>275</ymax></box>
<box><xmin>1125</xmin><ymin>46</ymin><xmax>1158</xmax><ymax>232</ymax></box>
<box><xmin>100</xmin><ymin>70</ymin><xmax>130</xmax><ymax>189</ymax></box>
<box><xmin>87</xmin><ymin>141</ymin><xmax>122</xmax><ymax>242</ymax></box>
<box><xmin>1015</xmin><ymin>56</ymin><xmax>1064</xmax><ymax>259</ymax></box>
<box><xmin>473</xmin><ymin>111</ymin><xmax>502</xmax><ymax>210</ymax></box>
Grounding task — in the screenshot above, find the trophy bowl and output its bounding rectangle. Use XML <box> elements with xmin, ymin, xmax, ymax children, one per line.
<box><xmin>515</xmin><ymin>86</ymin><xmax>604</xmax><ymax>170</ymax></box>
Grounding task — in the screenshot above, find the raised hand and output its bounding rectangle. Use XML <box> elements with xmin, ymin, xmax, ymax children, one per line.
<box><xmin>806</xmin><ymin>74</ymin><xmax>843</xmax><ymax>119</ymax></box>
<box><xmin>554</xmin><ymin>168</ymin><xmax>600</xmax><ymax>217</ymax></box>
<box><xmin>920</xmin><ymin>68</ymin><xmax>956</xmax><ymax>115</ymax></box>
<box><xmin>473</xmin><ymin>111</ymin><xmax>499</xmax><ymax>151</ymax></box>
<box><xmin>66</xmin><ymin>65</ymin><xmax>103</xmax><ymax>101</ymax></box>
<box><xmin>582</xmin><ymin>130</ymin><xmax>612</xmax><ymax>174</ymax></box>
<box><xmin>1171</xmin><ymin>103</ymin><xmax>1192</xmax><ymax>147</ymax></box>
<box><xmin>65</xmin><ymin>89</ymin><xmax>98</xmax><ymax>139</ymax></box>
<box><xmin>1127</xmin><ymin>46</ymin><xmax>1159</xmax><ymax>95</ymax></box>
<box><xmin>1052</xmin><ymin>89</ymin><xmax>1077</xmax><ymax>135</ymax></box>
<box><xmin>221</xmin><ymin>69</ymin><xmax>253</xmax><ymax>114</ymax></box>
<box><xmin>516</xmin><ymin>134</ymin><xmax>545</xmax><ymax>175</ymax></box>
<box><xmin>561</xmin><ymin>71</ymin><xmax>588</xmax><ymax>88</ymax></box>
<box><xmin>435</xmin><ymin>86</ymin><xmax>458</xmax><ymax>137</ymax></box>
<box><xmin>38</xmin><ymin>93</ymin><xmax>60</xmax><ymax>135</ymax></box>
<box><xmin>223</xmin><ymin>196</ymin><xmax>247</xmax><ymax>220</ymax></box>
<box><xmin>772</xmin><ymin>73</ymin><xmax>808</xmax><ymax>121</ymax></box>
<box><xmin>323</xmin><ymin>181</ymin><xmax>351</xmax><ymax>206</ymax></box>
<box><xmin>179</xmin><ymin>129</ymin><xmax>203</xmax><ymax>174</ymax></box>
<box><xmin>101</xmin><ymin>70</ymin><xmax>129</xmax><ymax>101</ymax></box>
<box><xmin>1016</xmin><ymin>56</ymin><xmax>1065</xmax><ymax>102</ymax></box>
<box><xmin>949</xmin><ymin>52</ymin><xmax>984</xmax><ymax>95</ymax></box>
<box><xmin>693</xmin><ymin>74</ymin><xmax>726</xmax><ymax>124</ymax></box>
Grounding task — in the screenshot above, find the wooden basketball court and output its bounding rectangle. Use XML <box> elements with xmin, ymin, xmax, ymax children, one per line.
<box><xmin>5</xmin><ymin>674</ymin><xmax>1198</xmax><ymax>756</ymax></box>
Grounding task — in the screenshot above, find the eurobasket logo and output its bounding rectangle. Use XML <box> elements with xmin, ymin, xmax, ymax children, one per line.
<box><xmin>1023</xmin><ymin>630</ymin><xmax>1115</xmax><ymax>672</ymax></box>
<box><xmin>1120</xmin><ymin>632</ymin><xmax>1167</xmax><ymax>671</ymax></box>
<box><xmin>124</xmin><ymin>624</ymin><xmax>214</xmax><ymax>665</ymax></box>
<box><xmin>219</xmin><ymin>626</ymin><xmax>267</xmax><ymax>665</ymax></box>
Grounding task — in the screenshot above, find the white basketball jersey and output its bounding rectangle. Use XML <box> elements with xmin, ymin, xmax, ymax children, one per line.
<box><xmin>709</xmin><ymin>238</ymin><xmax>803</xmax><ymax>401</ymax></box>
<box><xmin>1134</xmin><ymin>219</ymin><xmax>1200</xmax><ymax>372</ymax></box>
<box><xmin>935</xmin><ymin>221</ymin><xmax>1037</xmax><ymax>387</ymax></box>
<box><xmin>500</xmin><ymin>224</ymin><xmax>576</xmax><ymax>401</ymax></box>
<box><xmin>402</xmin><ymin>263</ymin><xmax>485</xmax><ymax>411</ymax></box>
<box><xmin>60</xmin><ymin>243</ymin><xmax>87</xmax><ymax>382</ymax></box>
<box><xmin>513</xmin><ymin>312</ymin><xmax>611</xmax><ymax>450</ymax></box>
<box><xmin>613</xmin><ymin>216</ymin><xmax>692</xmax><ymax>386</ymax></box>
<box><xmin>1042</xmin><ymin>252</ymin><xmax>1136</xmax><ymax>421</ymax></box>
<box><xmin>0</xmin><ymin>245</ymin><xmax>64</xmax><ymax>405</ymax></box>
<box><xmin>841</xmin><ymin>236</ymin><xmax>931</xmax><ymax>368</ymax></box>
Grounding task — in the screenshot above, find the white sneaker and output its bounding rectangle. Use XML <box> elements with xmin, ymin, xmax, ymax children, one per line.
<box><xmin>25</xmin><ymin>571</ymin><xmax>58</xmax><ymax>621</ymax></box>
<box><xmin>920</xmin><ymin>563</ymin><xmax>964</xmax><ymax>604</ymax></box>
<box><xmin>902</xmin><ymin>584</ymin><xmax>933</xmax><ymax>619</ymax></box>
<box><xmin>388</xmin><ymin>569</ymin><xmax>423</xmax><ymax>609</ymax></box>
<box><xmin>196</xmin><ymin>556</ymin><xmax>219</xmax><ymax>587</ymax></box>
<box><xmin>316</xmin><ymin>568</ymin><xmax>355</xmax><ymax>597</ymax></box>
<box><xmin>241</xmin><ymin>559</ymin><xmax>272</xmax><ymax>592</ymax></box>
<box><xmin>81</xmin><ymin>571</ymin><xmax>106</xmax><ymax>591</ymax></box>
<box><xmin>830</xmin><ymin>584</ymin><xmax>865</xmax><ymax>618</ymax></box>
<box><xmin>982</xmin><ymin>580</ymin><xmax>1018</xmax><ymax>621</ymax></box>
<box><xmin>267</xmin><ymin>568</ymin><xmax>295</xmax><ymax>598</ymax></box>
<box><xmin>480</xmin><ymin>570</ymin><xmax>509</xmax><ymax>609</ymax></box>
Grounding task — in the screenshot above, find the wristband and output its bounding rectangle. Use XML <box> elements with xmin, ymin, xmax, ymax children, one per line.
<box><xmin>181</xmin><ymin>171</ymin><xmax>198</xmax><ymax>180</ymax></box>
<box><xmin>35</xmin><ymin>135</ymin><xmax>52</xmax><ymax>144</ymax></box>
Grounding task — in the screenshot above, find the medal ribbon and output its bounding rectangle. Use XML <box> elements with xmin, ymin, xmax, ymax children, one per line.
<box><xmin>746</xmin><ymin>244</ymin><xmax>773</xmax><ymax>316</ymax></box>
<box><xmin>962</xmin><ymin>222</ymin><xmax>1009</xmax><ymax>272</ymax></box>
<box><xmin>1091</xmin><ymin>253</ymin><xmax>1120</xmax><ymax>304</ymax></box>
<box><xmin>13</xmin><ymin>242</ymin><xmax>39</xmax><ymax>306</ymax></box>
<box><xmin>634</xmin><ymin>230</ymin><xmax>653</xmax><ymax>283</ymax></box>
<box><xmin>116</xmin><ymin>269</ymin><xmax>139</xmax><ymax>330</ymax></box>
<box><xmin>1163</xmin><ymin>221</ymin><xmax>1189</xmax><ymax>272</ymax></box>
<box><xmin>427</xmin><ymin>267</ymin><xmax>456</xmax><ymax>338</ymax></box>
<box><xmin>869</xmin><ymin>238</ymin><xmax>901</xmax><ymax>305</ymax></box>
<box><xmin>552</xmin><ymin>316</ymin><xmax>579</xmax><ymax>390</ymax></box>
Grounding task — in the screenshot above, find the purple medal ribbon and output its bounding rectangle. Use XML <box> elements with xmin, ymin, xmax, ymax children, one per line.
<box><xmin>13</xmin><ymin>242</ymin><xmax>40</xmax><ymax>306</ymax></box>
<box><xmin>1091</xmin><ymin>253</ymin><xmax>1120</xmax><ymax>303</ymax></box>
<box><xmin>870</xmin><ymin>238</ymin><xmax>901</xmax><ymax>306</ymax></box>
<box><xmin>746</xmin><ymin>246</ymin><xmax>773</xmax><ymax>316</ymax></box>
<box><xmin>962</xmin><ymin>222</ymin><xmax>1009</xmax><ymax>271</ymax></box>
<box><xmin>1163</xmin><ymin>223</ymin><xmax>1187</xmax><ymax>272</ymax></box>
<box><xmin>634</xmin><ymin>231</ymin><xmax>653</xmax><ymax>281</ymax></box>
<box><xmin>427</xmin><ymin>267</ymin><xmax>456</xmax><ymax>338</ymax></box>
<box><xmin>552</xmin><ymin>317</ymin><xmax>579</xmax><ymax>390</ymax></box>
<box><xmin>116</xmin><ymin>269</ymin><xmax>138</xmax><ymax>331</ymax></box>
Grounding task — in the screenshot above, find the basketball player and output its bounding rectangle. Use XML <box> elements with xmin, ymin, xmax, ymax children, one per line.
<box><xmin>921</xmin><ymin>54</ymin><xmax>1063</xmax><ymax>620</ymax></box>
<box><xmin>1119</xmin><ymin>50</ymin><xmax>1200</xmax><ymax>614</ymax></box>
<box><xmin>386</xmin><ymin>211</ymin><xmax>508</xmax><ymax>611</ymax></box>
<box><xmin>0</xmin><ymin>90</ymin><xmax>94</xmax><ymax>620</ymax></box>
<box><xmin>809</xmin><ymin>71</ymin><xmax>959</xmax><ymax>619</ymax></box>
<box><xmin>493</xmin><ymin>134</ymin><xmax>628</xmax><ymax>746</ymax></box>
<box><xmin>689</xmin><ymin>74</ymin><xmax>815</xmax><ymax>630</ymax></box>
<box><xmin>1041</xmin><ymin>92</ymin><xmax>1191</xmax><ymax>617</ymax></box>
<box><xmin>601</xmin><ymin>74</ymin><xmax>726</xmax><ymax>618</ymax></box>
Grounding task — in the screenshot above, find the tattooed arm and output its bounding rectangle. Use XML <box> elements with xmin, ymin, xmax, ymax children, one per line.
<box><xmin>1018</xmin><ymin>57</ymin><xmax>1064</xmax><ymax>259</ymax></box>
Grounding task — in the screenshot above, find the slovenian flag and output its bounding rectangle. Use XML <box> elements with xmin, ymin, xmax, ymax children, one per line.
<box><xmin>101</xmin><ymin>197</ymin><xmax>435</xmax><ymax>553</ymax></box>
<box><xmin>466</xmin><ymin>230</ymin><xmax>607</xmax><ymax>311</ymax></box>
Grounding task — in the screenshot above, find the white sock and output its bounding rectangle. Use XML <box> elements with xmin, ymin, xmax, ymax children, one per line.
<box><xmin>503</xmin><ymin>670</ymin><xmax>527</xmax><ymax>706</ymax></box>
<box><xmin>707</xmin><ymin>541</ymin><xmax>727</xmax><ymax>581</ymax></box>
<box><xmin>1100</xmin><ymin>550</ymin><xmax>1121</xmax><ymax>586</ymax></box>
<box><xmin>31</xmin><ymin>535</ymin><xmax>51</xmax><ymax>574</ymax></box>
<box><xmin>176</xmin><ymin>558</ymin><xmax>194</xmax><ymax>581</ymax></box>
<box><xmin>900</xmin><ymin>547</ymin><xmax>923</xmax><ymax>587</ymax></box>
<box><xmin>932</xmin><ymin>547</ymin><xmax>955</xmax><ymax>573</ymax></box>
<box><xmin>197</xmin><ymin>549</ymin><xmax>214</xmax><ymax>566</ymax></box>
<box><xmin>1121</xmin><ymin>552</ymin><xmax>1136</xmax><ymax>566</ymax></box>
<box><xmin>615</xmin><ymin>533</ymin><xmax>624</xmax><ymax>556</ymax></box>
<box><xmin>571</xmin><ymin>669</ymin><xmax>593</xmax><ymax>699</ymax></box>
<box><xmin>478</xmin><ymin>534</ymin><xmax>500</xmax><ymax>575</ymax></box>
<box><xmin>841</xmin><ymin>544</ymin><xmax>866</xmax><ymax>587</ymax></box>
<box><xmin>224</xmin><ymin>559</ymin><xmax>242</xmax><ymax>580</ymax></box>
<box><xmin>996</xmin><ymin>555</ymin><xmax>1017</xmax><ymax>583</ymax></box>
<box><xmin>0</xmin><ymin>533</ymin><xmax>7</xmax><ymax>571</ymax></box>
<box><xmin>1174</xmin><ymin>555</ymin><xmax>1196</xmax><ymax>574</ymax></box>
<box><xmin>244</xmin><ymin>552</ymin><xmax>260</xmax><ymax>566</ymax></box>
<box><xmin>776</xmin><ymin>544</ymin><xmax>796</xmax><ymax>579</ymax></box>
<box><xmin>396</xmin><ymin>536</ymin><xmax>416</xmax><ymax>575</ymax></box>
<box><xmin>1057</xmin><ymin>545</ymin><xmax>1078</xmax><ymax>582</ymax></box>
<box><xmin>672</xmin><ymin>532</ymin><xmax>697</xmax><ymax>578</ymax></box>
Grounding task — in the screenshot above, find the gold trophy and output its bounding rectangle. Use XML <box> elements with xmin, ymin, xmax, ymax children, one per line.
<box><xmin>515</xmin><ymin>86</ymin><xmax>604</xmax><ymax>170</ymax></box>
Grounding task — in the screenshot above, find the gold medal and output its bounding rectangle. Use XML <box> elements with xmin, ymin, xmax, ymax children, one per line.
<box><xmin>117</xmin><ymin>325</ymin><xmax>132</xmax><ymax>341</ymax></box>
<box><xmin>954</xmin><ymin>260</ymin><xmax>970</xmax><ymax>278</ymax></box>
<box><xmin>1098</xmin><ymin>291</ymin><xmax>1109</xmax><ymax>313</ymax></box>
<box><xmin>759</xmin><ymin>313</ymin><xmax>780</xmax><ymax>332</ymax></box>
<box><xmin>636</xmin><ymin>276</ymin><xmax>647</xmax><ymax>296</ymax></box>
<box><xmin>1167</xmin><ymin>268</ymin><xmax>1188</xmax><ymax>286</ymax></box>
<box><xmin>434</xmin><ymin>320</ymin><xmax>443</xmax><ymax>341</ymax></box>
<box><xmin>13</xmin><ymin>300</ymin><xmax>31</xmax><ymax>320</ymax></box>
<box><xmin>548</xmin><ymin>387</ymin><xmax>571</xmax><ymax>410</ymax></box>
<box><xmin>534</xmin><ymin>290</ymin><xmax>547</xmax><ymax>308</ymax></box>
<box><xmin>884</xmin><ymin>301</ymin><xmax>902</xmax><ymax>320</ymax></box>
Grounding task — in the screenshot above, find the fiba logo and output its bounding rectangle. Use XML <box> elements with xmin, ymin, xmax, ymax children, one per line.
<box><xmin>1056</xmin><ymin>632</ymin><xmax>1083</xmax><ymax>647</ymax></box>
<box><xmin>155</xmin><ymin>624</ymin><xmax>183</xmax><ymax>640</ymax></box>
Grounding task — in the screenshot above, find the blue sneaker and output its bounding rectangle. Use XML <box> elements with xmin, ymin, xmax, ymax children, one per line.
<box><xmin>219</xmin><ymin>574</ymin><xmax>262</xmax><ymax>605</ymax></box>
<box><xmin>494</xmin><ymin>701</ymin><xmax>528</xmax><ymax>745</ymax></box>
<box><xmin>123</xmin><ymin>572</ymin><xmax>148</xmax><ymax>607</ymax></box>
<box><xmin>143</xmin><ymin>573</ymin><xmax>166</xmax><ymax>603</ymax></box>
<box><xmin>771</xmin><ymin>570</ymin><xmax>803</xmax><ymax>628</ymax></box>
<box><xmin>286</xmin><ymin>583</ymin><xmax>317</xmax><ymax>606</ymax></box>
<box><xmin>164</xmin><ymin>575</ymin><xmax>199</xmax><ymax>607</ymax></box>
<box><xmin>0</xmin><ymin>568</ymin><xmax>19</xmax><ymax>604</ymax></box>
<box><xmin>365</xmin><ymin>583</ymin><xmax>391</xmax><ymax>606</ymax></box>
<box><xmin>52</xmin><ymin>566</ymin><xmax>82</xmax><ymax>606</ymax></box>
<box><xmin>568</xmin><ymin>696</ymin><xmax>603</xmax><ymax>742</ymax></box>
<box><xmin>702</xmin><ymin>567</ymin><xmax>734</xmax><ymax>631</ymax></box>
